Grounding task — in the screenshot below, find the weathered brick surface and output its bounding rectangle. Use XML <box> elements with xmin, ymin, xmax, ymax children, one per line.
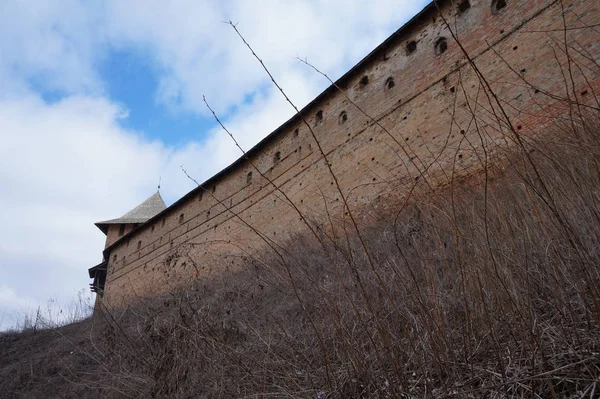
<box><xmin>105</xmin><ymin>224</ymin><xmax>136</xmax><ymax>249</ymax></box>
<box><xmin>98</xmin><ymin>0</ymin><xmax>600</xmax><ymax>307</ymax></box>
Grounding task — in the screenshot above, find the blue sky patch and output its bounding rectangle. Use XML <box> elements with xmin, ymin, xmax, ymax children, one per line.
<box><xmin>99</xmin><ymin>49</ymin><xmax>217</xmax><ymax>146</ymax></box>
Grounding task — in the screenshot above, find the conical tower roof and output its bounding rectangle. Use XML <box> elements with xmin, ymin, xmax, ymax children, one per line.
<box><xmin>95</xmin><ymin>192</ymin><xmax>167</xmax><ymax>234</ymax></box>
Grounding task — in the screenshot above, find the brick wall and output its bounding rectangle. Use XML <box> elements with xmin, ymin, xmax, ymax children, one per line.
<box><xmin>99</xmin><ymin>0</ymin><xmax>600</xmax><ymax>307</ymax></box>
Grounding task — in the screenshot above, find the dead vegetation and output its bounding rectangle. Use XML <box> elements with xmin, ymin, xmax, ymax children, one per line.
<box><xmin>2</xmin><ymin>3</ymin><xmax>600</xmax><ymax>397</ymax></box>
<box><xmin>2</xmin><ymin>120</ymin><xmax>600</xmax><ymax>398</ymax></box>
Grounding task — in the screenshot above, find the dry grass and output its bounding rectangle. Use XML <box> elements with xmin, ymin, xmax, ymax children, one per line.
<box><xmin>2</xmin><ymin>7</ymin><xmax>600</xmax><ymax>396</ymax></box>
<box><xmin>1</xmin><ymin>120</ymin><xmax>599</xmax><ymax>398</ymax></box>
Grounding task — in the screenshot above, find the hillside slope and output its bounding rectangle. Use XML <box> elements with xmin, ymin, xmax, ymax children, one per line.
<box><xmin>2</xmin><ymin>122</ymin><xmax>600</xmax><ymax>398</ymax></box>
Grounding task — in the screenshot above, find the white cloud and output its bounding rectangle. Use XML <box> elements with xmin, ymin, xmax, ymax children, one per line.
<box><xmin>101</xmin><ymin>0</ymin><xmax>428</xmax><ymax>114</ymax></box>
<box><xmin>0</xmin><ymin>0</ymin><xmax>429</xmax><ymax>329</ymax></box>
<box><xmin>0</xmin><ymin>285</ymin><xmax>37</xmax><ymax>314</ymax></box>
<box><xmin>0</xmin><ymin>0</ymin><xmax>105</xmax><ymax>97</ymax></box>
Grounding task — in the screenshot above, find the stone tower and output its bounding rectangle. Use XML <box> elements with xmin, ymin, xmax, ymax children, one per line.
<box><xmin>89</xmin><ymin>192</ymin><xmax>166</xmax><ymax>296</ymax></box>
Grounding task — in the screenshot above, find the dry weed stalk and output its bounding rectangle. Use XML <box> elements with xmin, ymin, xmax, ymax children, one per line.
<box><xmin>2</xmin><ymin>3</ymin><xmax>600</xmax><ymax>398</ymax></box>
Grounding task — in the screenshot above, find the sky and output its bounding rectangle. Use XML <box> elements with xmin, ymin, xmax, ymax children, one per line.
<box><xmin>0</xmin><ymin>0</ymin><xmax>430</xmax><ymax>330</ymax></box>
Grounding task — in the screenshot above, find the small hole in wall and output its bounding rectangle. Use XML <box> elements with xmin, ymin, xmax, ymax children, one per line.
<box><xmin>406</xmin><ymin>40</ymin><xmax>417</xmax><ymax>55</ymax></box>
<box><xmin>457</xmin><ymin>0</ymin><xmax>471</xmax><ymax>13</ymax></box>
<box><xmin>179</xmin><ymin>213</ymin><xmax>184</xmax><ymax>224</ymax></box>
<box><xmin>459</xmin><ymin>154</ymin><xmax>463</xmax><ymax>159</ymax></box>
<box><xmin>492</xmin><ymin>0</ymin><xmax>507</xmax><ymax>14</ymax></box>
<box><xmin>113</xmin><ymin>254</ymin><xmax>117</xmax><ymax>263</ymax></box>
<box><xmin>137</xmin><ymin>241</ymin><xmax>141</xmax><ymax>250</ymax></box>
<box><xmin>513</xmin><ymin>46</ymin><xmax>518</xmax><ymax>50</ymax></box>
<box><xmin>212</xmin><ymin>185</ymin><xmax>216</xmax><ymax>193</ymax></box>
<box><xmin>450</xmin><ymin>86</ymin><xmax>455</xmax><ymax>93</ymax></box>
<box><xmin>460</xmin><ymin>129</ymin><xmax>466</xmax><ymax>134</ymax></box>
<box><xmin>315</xmin><ymin>110</ymin><xmax>323</xmax><ymax>125</ymax></box>
<box><xmin>581</xmin><ymin>90</ymin><xmax>589</xmax><ymax>96</ymax></box>
<box><xmin>246</xmin><ymin>171</ymin><xmax>253</xmax><ymax>184</ymax></box>
<box><xmin>385</xmin><ymin>77</ymin><xmax>395</xmax><ymax>90</ymax></box>
<box><xmin>170</xmin><ymin>241</ymin><xmax>174</xmax><ymax>249</ymax></box>
<box><xmin>435</xmin><ymin>37</ymin><xmax>448</xmax><ymax>56</ymax></box>
<box><xmin>273</xmin><ymin>151</ymin><xmax>281</xmax><ymax>164</ymax></box>
<box><xmin>517</xmin><ymin>125</ymin><xmax>522</xmax><ymax>130</ymax></box>
<box><xmin>359</xmin><ymin>75</ymin><xmax>369</xmax><ymax>86</ymax></box>
<box><xmin>293</xmin><ymin>128</ymin><xmax>299</xmax><ymax>138</ymax></box>
<box><xmin>339</xmin><ymin>111</ymin><xmax>348</xmax><ymax>125</ymax></box>
<box><xmin>520</xmin><ymin>68</ymin><xmax>526</xmax><ymax>74</ymax></box>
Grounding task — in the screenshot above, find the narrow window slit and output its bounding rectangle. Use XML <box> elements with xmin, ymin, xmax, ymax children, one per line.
<box><xmin>315</xmin><ymin>110</ymin><xmax>323</xmax><ymax>125</ymax></box>
<box><xmin>435</xmin><ymin>37</ymin><xmax>448</xmax><ymax>56</ymax></box>
<box><xmin>385</xmin><ymin>77</ymin><xmax>395</xmax><ymax>90</ymax></box>
<box><xmin>492</xmin><ymin>0</ymin><xmax>507</xmax><ymax>14</ymax></box>
<box><xmin>458</xmin><ymin>0</ymin><xmax>471</xmax><ymax>13</ymax></box>
<box><xmin>339</xmin><ymin>111</ymin><xmax>348</xmax><ymax>125</ymax></box>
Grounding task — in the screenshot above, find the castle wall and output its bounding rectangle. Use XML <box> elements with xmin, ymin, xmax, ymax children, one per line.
<box><xmin>100</xmin><ymin>0</ymin><xmax>600</xmax><ymax>307</ymax></box>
